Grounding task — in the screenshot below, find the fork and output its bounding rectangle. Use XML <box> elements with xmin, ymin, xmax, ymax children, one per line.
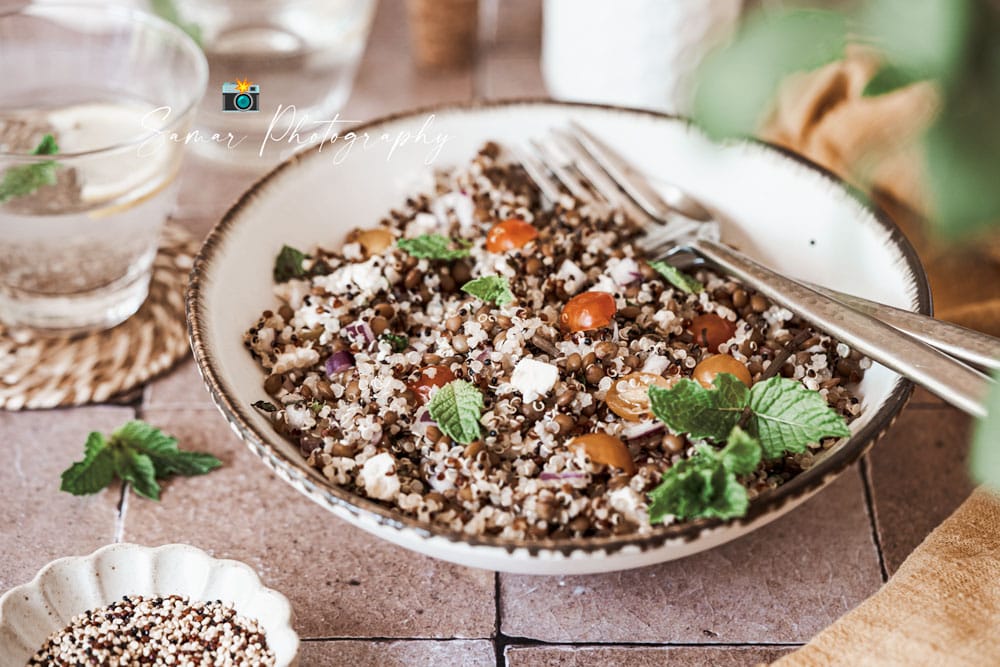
<box><xmin>515</xmin><ymin>124</ymin><xmax>994</xmax><ymax>418</ymax></box>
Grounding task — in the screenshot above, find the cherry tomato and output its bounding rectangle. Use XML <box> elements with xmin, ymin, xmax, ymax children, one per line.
<box><xmin>409</xmin><ymin>365</ymin><xmax>456</xmax><ymax>403</ymax></box>
<box><xmin>688</xmin><ymin>313</ymin><xmax>737</xmax><ymax>352</ymax></box>
<box><xmin>692</xmin><ymin>354</ymin><xmax>752</xmax><ymax>389</ymax></box>
<box><xmin>560</xmin><ymin>291</ymin><xmax>616</xmax><ymax>333</ymax></box>
<box><xmin>486</xmin><ymin>218</ymin><xmax>538</xmax><ymax>253</ymax></box>
<box><xmin>606</xmin><ymin>372</ymin><xmax>678</xmax><ymax>421</ymax></box>
<box><xmin>568</xmin><ymin>433</ymin><xmax>636</xmax><ymax>475</ymax></box>
<box><xmin>354</xmin><ymin>228</ymin><xmax>393</xmax><ymax>255</ymax></box>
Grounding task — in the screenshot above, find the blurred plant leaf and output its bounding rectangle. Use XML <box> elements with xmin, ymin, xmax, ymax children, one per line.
<box><xmin>694</xmin><ymin>10</ymin><xmax>847</xmax><ymax>139</ymax></box>
<box><xmin>970</xmin><ymin>370</ymin><xmax>1000</xmax><ymax>488</ymax></box>
<box><xmin>863</xmin><ymin>64</ymin><xmax>927</xmax><ymax>97</ymax></box>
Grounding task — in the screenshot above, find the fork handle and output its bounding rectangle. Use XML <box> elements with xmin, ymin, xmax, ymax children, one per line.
<box><xmin>806</xmin><ymin>284</ymin><xmax>1000</xmax><ymax>371</ymax></box>
<box><xmin>689</xmin><ymin>238</ymin><xmax>991</xmax><ymax>417</ymax></box>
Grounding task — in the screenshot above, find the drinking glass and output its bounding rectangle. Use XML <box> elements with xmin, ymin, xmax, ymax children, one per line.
<box><xmin>0</xmin><ymin>2</ymin><xmax>208</xmax><ymax>333</ymax></box>
<box><xmin>162</xmin><ymin>0</ymin><xmax>378</xmax><ymax>167</ymax></box>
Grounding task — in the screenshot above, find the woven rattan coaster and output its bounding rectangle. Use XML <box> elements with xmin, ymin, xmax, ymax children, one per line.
<box><xmin>0</xmin><ymin>223</ymin><xmax>197</xmax><ymax>410</ymax></box>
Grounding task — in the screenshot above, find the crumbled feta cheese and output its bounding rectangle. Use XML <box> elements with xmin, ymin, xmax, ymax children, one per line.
<box><xmin>315</xmin><ymin>257</ymin><xmax>388</xmax><ymax>296</ymax></box>
<box><xmin>641</xmin><ymin>354</ymin><xmax>671</xmax><ymax>375</ymax></box>
<box><xmin>606</xmin><ymin>257</ymin><xmax>640</xmax><ymax>287</ymax></box>
<box><xmin>511</xmin><ymin>358</ymin><xmax>559</xmax><ymax>403</ymax></box>
<box><xmin>272</xmin><ymin>346</ymin><xmax>320</xmax><ymax>374</ymax></box>
<box><xmin>273</xmin><ymin>279</ymin><xmax>310</xmax><ymax>309</ymax></box>
<box><xmin>341</xmin><ymin>242</ymin><xmax>363</xmax><ymax>261</ymax></box>
<box><xmin>408</xmin><ymin>212</ymin><xmax>440</xmax><ymax>237</ymax></box>
<box><xmin>431</xmin><ymin>191</ymin><xmax>474</xmax><ymax>229</ymax></box>
<box><xmin>555</xmin><ymin>259</ymin><xmax>587</xmax><ymax>294</ymax></box>
<box><xmin>285</xmin><ymin>403</ymin><xmax>316</xmax><ymax>431</ymax></box>
<box><xmin>361</xmin><ymin>452</ymin><xmax>400</xmax><ymax>501</ymax></box>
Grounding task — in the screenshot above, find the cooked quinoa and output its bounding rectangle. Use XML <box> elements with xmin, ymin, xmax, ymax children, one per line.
<box><xmin>244</xmin><ymin>142</ymin><xmax>868</xmax><ymax>539</ymax></box>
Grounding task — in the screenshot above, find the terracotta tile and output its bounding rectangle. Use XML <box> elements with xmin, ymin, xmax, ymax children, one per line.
<box><xmin>143</xmin><ymin>357</ymin><xmax>215</xmax><ymax>409</ymax></box>
<box><xmin>500</xmin><ymin>469</ymin><xmax>880</xmax><ymax>643</ymax></box>
<box><xmin>481</xmin><ymin>54</ymin><xmax>546</xmax><ymax>99</ymax></box>
<box><xmin>0</xmin><ymin>407</ymin><xmax>133</xmax><ymax>593</ymax></box>
<box><xmin>173</xmin><ymin>154</ymin><xmax>263</xmax><ymax>237</ymax></box>
<box><xmin>866</xmin><ymin>405</ymin><xmax>975</xmax><ymax>574</ymax></box>
<box><xmin>489</xmin><ymin>0</ymin><xmax>543</xmax><ymax>50</ymax></box>
<box><xmin>505</xmin><ymin>645</ymin><xmax>795</xmax><ymax>667</ymax></box>
<box><xmin>300</xmin><ymin>639</ymin><xmax>495</xmax><ymax>666</ymax></box>
<box><xmin>123</xmin><ymin>409</ymin><xmax>496</xmax><ymax>639</ymax></box>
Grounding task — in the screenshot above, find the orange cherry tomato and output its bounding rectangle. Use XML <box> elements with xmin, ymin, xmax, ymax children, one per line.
<box><xmin>560</xmin><ymin>291</ymin><xmax>617</xmax><ymax>333</ymax></box>
<box><xmin>409</xmin><ymin>365</ymin><xmax>456</xmax><ymax>403</ymax></box>
<box><xmin>606</xmin><ymin>372</ymin><xmax>679</xmax><ymax>421</ymax></box>
<box><xmin>692</xmin><ymin>354</ymin><xmax>753</xmax><ymax>389</ymax></box>
<box><xmin>568</xmin><ymin>433</ymin><xmax>636</xmax><ymax>475</ymax></box>
<box><xmin>688</xmin><ymin>313</ymin><xmax>737</xmax><ymax>352</ymax></box>
<box><xmin>486</xmin><ymin>218</ymin><xmax>538</xmax><ymax>253</ymax></box>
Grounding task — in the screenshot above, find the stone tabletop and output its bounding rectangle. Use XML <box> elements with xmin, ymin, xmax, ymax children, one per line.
<box><xmin>0</xmin><ymin>2</ymin><xmax>977</xmax><ymax>666</ymax></box>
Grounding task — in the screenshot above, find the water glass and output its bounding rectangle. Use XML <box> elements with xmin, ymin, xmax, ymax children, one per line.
<box><xmin>0</xmin><ymin>2</ymin><xmax>207</xmax><ymax>333</ymax></box>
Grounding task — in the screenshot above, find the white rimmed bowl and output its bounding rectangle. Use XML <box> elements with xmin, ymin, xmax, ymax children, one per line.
<box><xmin>0</xmin><ymin>543</ymin><xmax>299</xmax><ymax>666</ymax></box>
<box><xmin>187</xmin><ymin>100</ymin><xmax>929</xmax><ymax>575</ymax></box>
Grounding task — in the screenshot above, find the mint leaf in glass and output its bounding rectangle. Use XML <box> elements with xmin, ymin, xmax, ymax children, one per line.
<box><xmin>461</xmin><ymin>275</ymin><xmax>514</xmax><ymax>306</ymax></box>
<box><xmin>397</xmin><ymin>234</ymin><xmax>471</xmax><ymax>260</ymax></box>
<box><xmin>649</xmin><ymin>260</ymin><xmax>704</xmax><ymax>294</ymax></box>
<box><xmin>0</xmin><ymin>133</ymin><xmax>59</xmax><ymax>204</ymax></box>
<box><xmin>427</xmin><ymin>380</ymin><xmax>484</xmax><ymax>444</ymax></box>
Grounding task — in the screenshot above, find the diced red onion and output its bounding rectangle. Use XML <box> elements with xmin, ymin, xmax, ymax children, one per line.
<box><xmin>609</xmin><ymin>258</ymin><xmax>641</xmax><ymax>286</ymax></box>
<box><xmin>475</xmin><ymin>348</ymin><xmax>493</xmax><ymax>362</ymax></box>
<box><xmin>325</xmin><ymin>351</ymin><xmax>355</xmax><ymax>376</ymax></box>
<box><xmin>622</xmin><ymin>421</ymin><xmax>664</xmax><ymax>442</ymax></box>
<box><xmin>343</xmin><ymin>321</ymin><xmax>374</xmax><ymax>348</ymax></box>
<box><xmin>412</xmin><ymin>407</ymin><xmax>436</xmax><ymax>437</ymax></box>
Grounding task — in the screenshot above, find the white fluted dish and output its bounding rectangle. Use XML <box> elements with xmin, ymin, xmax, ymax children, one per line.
<box><xmin>0</xmin><ymin>543</ymin><xmax>299</xmax><ymax>667</ymax></box>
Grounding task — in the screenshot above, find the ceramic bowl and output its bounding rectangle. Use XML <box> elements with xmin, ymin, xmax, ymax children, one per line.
<box><xmin>187</xmin><ymin>100</ymin><xmax>929</xmax><ymax>575</ymax></box>
<box><xmin>0</xmin><ymin>543</ymin><xmax>299</xmax><ymax>666</ymax></box>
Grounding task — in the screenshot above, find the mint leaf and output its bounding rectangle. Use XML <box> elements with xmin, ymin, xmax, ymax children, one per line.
<box><xmin>427</xmin><ymin>380</ymin><xmax>484</xmax><ymax>444</ymax></box>
<box><xmin>461</xmin><ymin>275</ymin><xmax>514</xmax><ymax>306</ymax></box>
<box><xmin>252</xmin><ymin>400</ymin><xmax>278</xmax><ymax>412</ymax></box>
<box><xmin>59</xmin><ymin>420</ymin><xmax>222</xmax><ymax>500</ymax></box>
<box><xmin>274</xmin><ymin>245</ymin><xmax>308</xmax><ymax>282</ymax></box>
<box><xmin>397</xmin><ymin>234</ymin><xmax>471</xmax><ymax>260</ymax></box>
<box><xmin>380</xmin><ymin>332</ymin><xmax>409</xmax><ymax>352</ymax></box>
<box><xmin>649</xmin><ymin>261</ymin><xmax>704</xmax><ymax>294</ymax></box>
<box><xmin>747</xmin><ymin>377</ymin><xmax>851</xmax><ymax>458</ymax></box>
<box><xmin>648</xmin><ymin>374</ymin><xmax>749</xmax><ymax>441</ymax></box>
<box><xmin>0</xmin><ymin>134</ymin><xmax>60</xmax><ymax>204</ymax></box>
<box><xmin>721</xmin><ymin>425</ymin><xmax>762</xmax><ymax>475</ymax></box>
<box><xmin>60</xmin><ymin>432</ymin><xmax>115</xmax><ymax>496</ymax></box>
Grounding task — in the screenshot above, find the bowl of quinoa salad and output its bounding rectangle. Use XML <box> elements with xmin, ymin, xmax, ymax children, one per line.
<box><xmin>187</xmin><ymin>101</ymin><xmax>929</xmax><ymax>574</ymax></box>
<box><xmin>0</xmin><ymin>543</ymin><xmax>299</xmax><ymax>666</ymax></box>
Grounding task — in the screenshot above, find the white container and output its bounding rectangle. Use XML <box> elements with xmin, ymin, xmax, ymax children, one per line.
<box><xmin>542</xmin><ymin>0</ymin><xmax>743</xmax><ymax>114</ymax></box>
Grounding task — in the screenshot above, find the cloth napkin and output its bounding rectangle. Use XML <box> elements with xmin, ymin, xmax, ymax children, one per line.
<box><xmin>759</xmin><ymin>50</ymin><xmax>1000</xmax><ymax>666</ymax></box>
<box><xmin>761</xmin><ymin>49</ymin><xmax>1000</xmax><ymax>336</ymax></box>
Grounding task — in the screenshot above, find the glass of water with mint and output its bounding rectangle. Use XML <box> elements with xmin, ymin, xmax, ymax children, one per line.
<box><xmin>157</xmin><ymin>0</ymin><xmax>377</xmax><ymax>167</ymax></box>
<box><xmin>0</xmin><ymin>2</ymin><xmax>207</xmax><ymax>333</ymax></box>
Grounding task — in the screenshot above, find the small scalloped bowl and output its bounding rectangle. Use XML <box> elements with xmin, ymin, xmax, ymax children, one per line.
<box><xmin>0</xmin><ymin>543</ymin><xmax>299</xmax><ymax>667</ymax></box>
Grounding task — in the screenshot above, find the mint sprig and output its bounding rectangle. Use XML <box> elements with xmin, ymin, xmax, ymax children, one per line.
<box><xmin>273</xmin><ymin>245</ymin><xmax>308</xmax><ymax>282</ymax></box>
<box><xmin>461</xmin><ymin>275</ymin><xmax>514</xmax><ymax>306</ymax></box>
<box><xmin>380</xmin><ymin>332</ymin><xmax>409</xmax><ymax>352</ymax></box>
<box><xmin>397</xmin><ymin>234</ymin><xmax>471</xmax><ymax>260</ymax></box>
<box><xmin>60</xmin><ymin>420</ymin><xmax>222</xmax><ymax>501</ymax></box>
<box><xmin>0</xmin><ymin>134</ymin><xmax>59</xmax><ymax>204</ymax></box>
<box><xmin>648</xmin><ymin>373</ymin><xmax>850</xmax><ymax>459</ymax></box>
<box><xmin>427</xmin><ymin>380</ymin><xmax>484</xmax><ymax>444</ymax></box>
<box><xmin>649</xmin><ymin>260</ymin><xmax>704</xmax><ymax>294</ymax></box>
<box><xmin>648</xmin><ymin>426</ymin><xmax>762</xmax><ymax>523</ymax></box>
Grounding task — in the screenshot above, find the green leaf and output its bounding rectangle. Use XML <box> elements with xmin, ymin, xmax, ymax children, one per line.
<box><xmin>694</xmin><ymin>9</ymin><xmax>847</xmax><ymax>139</ymax></box>
<box><xmin>648</xmin><ymin>374</ymin><xmax>749</xmax><ymax>441</ymax></box>
<box><xmin>115</xmin><ymin>450</ymin><xmax>160</xmax><ymax>501</ymax></box>
<box><xmin>648</xmin><ymin>440</ymin><xmax>754</xmax><ymax>523</ymax></box>
<box><xmin>970</xmin><ymin>369</ymin><xmax>1000</xmax><ymax>487</ymax></box>
<box><xmin>747</xmin><ymin>377</ymin><xmax>851</xmax><ymax>459</ymax></box>
<box><xmin>252</xmin><ymin>400</ymin><xmax>278</xmax><ymax>412</ymax></box>
<box><xmin>60</xmin><ymin>432</ymin><xmax>115</xmax><ymax>496</ymax></box>
<box><xmin>649</xmin><ymin>261</ymin><xmax>703</xmax><ymax>294</ymax></box>
<box><xmin>380</xmin><ymin>332</ymin><xmax>409</xmax><ymax>352</ymax></box>
<box><xmin>461</xmin><ymin>275</ymin><xmax>514</xmax><ymax>306</ymax></box>
<box><xmin>427</xmin><ymin>380</ymin><xmax>484</xmax><ymax>444</ymax></box>
<box><xmin>273</xmin><ymin>245</ymin><xmax>308</xmax><ymax>282</ymax></box>
<box><xmin>112</xmin><ymin>420</ymin><xmax>222</xmax><ymax>480</ymax></box>
<box><xmin>397</xmin><ymin>234</ymin><xmax>471</xmax><ymax>261</ymax></box>
<box><xmin>150</xmin><ymin>0</ymin><xmax>203</xmax><ymax>46</ymax></box>
<box><xmin>0</xmin><ymin>134</ymin><xmax>60</xmax><ymax>204</ymax></box>
<box><xmin>863</xmin><ymin>64</ymin><xmax>928</xmax><ymax>97</ymax></box>
<box><xmin>720</xmin><ymin>426</ymin><xmax>762</xmax><ymax>476</ymax></box>
<box><xmin>152</xmin><ymin>451</ymin><xmax>223</xmax><ymax>478</ymax></box>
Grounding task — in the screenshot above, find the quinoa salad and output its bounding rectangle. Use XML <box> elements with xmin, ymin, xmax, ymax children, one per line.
<box><xmin>244</xmin><ymin>142</ymin><xmax>868</xmax><ymax>540</ymax></box>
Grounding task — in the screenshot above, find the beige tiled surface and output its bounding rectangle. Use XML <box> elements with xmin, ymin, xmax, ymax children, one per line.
<box><xmin>299</xmin><ymin>639</ymin><xmax>495</xmax><ymax>666</ymax></box>
<box><xmin>0</xmin><ymin>0</ymin><xmax>988</xmax><ymax>665</ymax></box>
<box><xmin>500</xmin><ymin>469</ymin><xmax>880</xmax><ymax>644</ymax></box>
<box><xmin>124</xmin><ymin>408</ymin><xmax>496</xmax><ymax>640</ymax></box>
<box><xmin>505</xmin><ymin>645</ymin><xmax>794</xmax><ymax>666</ymax></box>
<box><xmin>0</xmin><ymin>407</ymin><xmax>132</xmax><ymax>591</ymax></box>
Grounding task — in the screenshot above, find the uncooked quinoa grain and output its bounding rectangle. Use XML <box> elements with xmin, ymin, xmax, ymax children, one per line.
<box><xmin>244</xmin><ymin>143</ymin><xmax>867</xmax><ymax>539</ymax></box>
<box><xmin>28</xmin><ymin>595</ymin><xmax>274</xmax><ymax>666</ymax></box>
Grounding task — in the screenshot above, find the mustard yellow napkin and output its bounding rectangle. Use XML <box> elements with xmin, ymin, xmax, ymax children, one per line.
<box><xmin>771</xmin><ymin>487</ymin><xmax>1000</xmax><ymax>667</ymax></box>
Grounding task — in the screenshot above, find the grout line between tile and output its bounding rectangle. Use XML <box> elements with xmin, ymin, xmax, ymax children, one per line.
<box><xmin>493</xmin><ymin>572</ymin><xmax>504</xmax><ymax>667</ymax></box>
<box><xmin>298</xmin><ymin>636</ymin><xmax>806</xmax><ymax>648</ymax></box>
<box><xmin>858</xmin><ymin>457</ymin><xmax>889</xmax><ymax>582</ymax></box>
